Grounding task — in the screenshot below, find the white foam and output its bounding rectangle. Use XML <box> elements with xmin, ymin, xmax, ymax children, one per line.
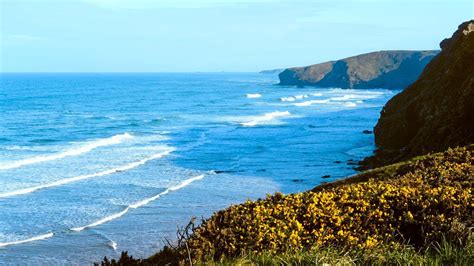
<box><xmin>108</xmin><ymin>240</ymin><xmax>118</xmax><ymax>250</ymax></box>
<box><xmin>240</xmin><ymin>111</ymin><xmax>291</xmax><ymax>127</ymax></box>
<box><xmin>294</xmin><ymin>94</ymin><xmax>308</xmax><ymax>100</ymax></box>
<box><xmin>71</xmin><ymin>174</ymin><xmax>206</xmax><ymax>232</ymax></box>
<box><xmin>344</xmin><ymin>102</ymin><xmax>358</xmax><ymax>107</ymax></box>
<box><xmin>246</xmin><ymin>93</ymin><xmax>262</xmax><ymax>99</ymax></box>
<box><xmin>281</xmin><ymin>93</ymin><xmax>323</xmax><ymax>102</ymax></box>
<box><xmin>0</xmin><ymin>232</ymin><xmax>53</xmax><ymax>248</ymax></box>
<box><xmin>294</xmin><ymin>99</ymin><xmax>331</xmax><ymax>107</ymax></box>
<box><xmin>330</xmin><ymin>94</ymin><xmax>379</xmax><ymax>101</ymax></box>
<box><xmin>280</xmin><ymin>97</ymin><xmax>296</xmax><ymax>102</ymax></box>
<box><xmin>0</xmin><ymin>133</ymin><xmax>134</xmax><ymax>171</ymax></box>
<box><xmin>0</xmin><ymin>149</ymin><xmax>174</xmax><ymax>199</ymax></box>
<box><xmin>4</xmin><ymin>146</ymin><xmax>38</xmax><ymax>151</ymax></box>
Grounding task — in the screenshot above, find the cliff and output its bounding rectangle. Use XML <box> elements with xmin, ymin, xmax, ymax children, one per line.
<box><xmin>279</xmin><ymin>50</ymin><xmax>438</xmax><ymax>89</ymax></box>
<box><xmin>361</xmin><ymin>20</ymin><xmax>474</xmax><ymax>168</ymax></box>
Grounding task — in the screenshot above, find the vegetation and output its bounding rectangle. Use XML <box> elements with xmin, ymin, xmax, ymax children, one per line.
<box><xmin>99</xmin><ymin>146</ymin><xmax>473</xmax><ymax>265</ymax></box>
<box><xmin>102</xmin><ymin>236</ymin><xmax>474</xmax><ymax>265</ymax></box>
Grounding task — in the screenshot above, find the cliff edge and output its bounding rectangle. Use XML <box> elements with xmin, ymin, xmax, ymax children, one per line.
<box><xmin>361</xmin><ymin>20</ymin><xmax>474</xmax><ymax>168</ymax></box>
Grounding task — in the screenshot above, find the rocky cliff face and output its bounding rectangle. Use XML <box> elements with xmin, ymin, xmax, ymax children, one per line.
<box><xmin>279</xmin><ymin>50</ymin><xmax>438</xmax><ymax>89</ymax></box>
<box><xmin>361</xmin><ymin>20</ymin><xmax>474</xmax><ymax>168</ymax></box>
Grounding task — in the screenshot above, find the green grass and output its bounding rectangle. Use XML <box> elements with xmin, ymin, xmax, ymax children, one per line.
<box><xmin>100</xmin><ymin>235</ymin><xmax>474</xmax><ymax>265</ymax></box>
<box><xmin>214</xmin><ymin>241</ymin><xmax>473</xmax><ymax>266</ymax></box>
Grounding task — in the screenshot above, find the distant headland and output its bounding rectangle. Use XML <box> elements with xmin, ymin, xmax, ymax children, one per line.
<box><xmin>274</xmin><ymin>50</ymin><xmax>438</xmax><ymax>89</ymax></box>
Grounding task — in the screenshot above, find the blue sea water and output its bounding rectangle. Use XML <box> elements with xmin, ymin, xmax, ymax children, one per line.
<box><xmin>0</xmin><ymin>73</ymin><xmax>395</xmax><ymax>264</ymax></box>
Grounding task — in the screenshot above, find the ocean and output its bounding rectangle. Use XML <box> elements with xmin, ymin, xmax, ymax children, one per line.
<box><xmin>0</xmin><ymin>73</ymin><xmax>395</xmax><ymax>264</ymax></box>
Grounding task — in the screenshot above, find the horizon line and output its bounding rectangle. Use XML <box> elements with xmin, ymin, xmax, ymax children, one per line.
<box><xmin>0</xmin><ymin>71</ymin><xmax>273</xmax><ymax>74</ymax></box>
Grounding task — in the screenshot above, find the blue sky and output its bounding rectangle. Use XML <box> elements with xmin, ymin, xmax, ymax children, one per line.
<box><xmin>1</xmin><ymin>0</ymin><xmax>472</xmax><ymax>72</ymax></box>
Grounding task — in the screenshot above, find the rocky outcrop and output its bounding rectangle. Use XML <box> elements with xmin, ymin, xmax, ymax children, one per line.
<box><xmin>279</xmin><ymin>50</ymin><xmax>438</xmax><ymax>89</ymax></box>
<box><xmin>360</xmin><ymin>20</ymin><xmax>474</xmax><ymax>168</ymax></box>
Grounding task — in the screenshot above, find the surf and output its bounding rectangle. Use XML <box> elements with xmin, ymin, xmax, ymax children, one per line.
<box><xmin>246</xmin><ymin>93</ymin><xmax>262</xmax><ymax>98</ymax></box>
<box><xmin>294</xmin><ymin>99</ymin><xmax>331</xmax><ymax>107</ymax></box>
<box><xmin>71</xmin><ymin>174</ymin><xmax>206</xmax><ymax>232</ymax></box>
<box><xmin>240</xmin><ymin>111</ymin><xmax>291</xmax><ymax>127</ymax></box>
<box><xmin>0</xmin><ymin>232</ymin><xmax>53</xmax><ymax>248</ymax></box>
<box><xmin>0</xmin><ymin>133</ymin><xmax>134</xmax><ymax>171</ymax></box>
<box><xmin>330</xmin><ymin>94</ymin><xmax>380</xmax><ymax>101</ymax></box>
<box><xmin>0</xmin><ymin>149</ymin><xmax>174</xmax><ymax>199</ymax></box>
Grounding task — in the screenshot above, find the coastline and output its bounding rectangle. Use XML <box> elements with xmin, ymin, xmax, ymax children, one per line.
<box><xmin>99</xmin><ymin>20</ymin><xmax>474</xmax><ymax>265</ymax></box>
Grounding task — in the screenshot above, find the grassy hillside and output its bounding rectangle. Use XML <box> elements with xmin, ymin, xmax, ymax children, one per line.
<box><xmin>100</xmin><ymin>146</ymin><xmax>473</xmax><ymax>265</ymax></box>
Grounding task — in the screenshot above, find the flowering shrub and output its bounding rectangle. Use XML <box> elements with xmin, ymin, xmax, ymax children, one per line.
<box><xmin>99</xmin><ymin>146</ymin><xmax>473</xmax><ymax>265</ymax></box>
<box><xmin>186</xmin><ymin>147</ymin><xmax>473</xmax><ymax>261</ymax></box>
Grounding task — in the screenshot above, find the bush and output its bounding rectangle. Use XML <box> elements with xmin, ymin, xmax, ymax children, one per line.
<box><xmin>99</xmin><ymin>146</ymin><xmax>473</xmax><ymax>265</ymax></box>
<box><xmin>185</xmin><ymin>147</ymin><xmax>473</xmax><ymax>262</ymax></box>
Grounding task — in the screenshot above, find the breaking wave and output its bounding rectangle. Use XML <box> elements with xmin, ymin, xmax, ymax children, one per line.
<box><xmin>0</xmin><ymin>133</ymin><xmax>134</xmax><ymax>171</ymax></box>
<box><xmin>0</xmin><ymin>149</ymin><xmax>174</xmax><ymax>199</ymax></box>
<box><xmin>294</xmin><ymin>99</ymin><xmax>331</xmax><ymax>107</ymax></box>
<box><xmin>246</xmin><ymin>93</ymin><xmax>262</xmax><ymax>98</ymax></box>
<box><xmin>0</xmin><ymin>232</ymin><xmax>54</xmax><ymax>248</ymax></box>
<box><xmin>240</xmin><ymin>111</ymin><xmax>291</xmax><ymax>127</ymax></box>
<box><xmin>71</xmin><ymin>174</ymin><xmax>206</xmax><ymax>232</ymax></box>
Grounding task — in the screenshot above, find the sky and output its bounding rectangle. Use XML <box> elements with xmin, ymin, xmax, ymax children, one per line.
<box><xmin>0</xmin><ymin>0</ymin><xmax>472</xmax><ymax>72</ymax></box>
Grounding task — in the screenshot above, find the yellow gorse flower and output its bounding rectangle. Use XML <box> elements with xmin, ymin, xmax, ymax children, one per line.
<box><xmin>183</xmin><ymin>147</ymin><xmax>474</xmax><ymax>262</ymax></box>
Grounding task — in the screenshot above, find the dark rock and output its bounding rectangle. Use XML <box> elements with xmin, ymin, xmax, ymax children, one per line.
<box><xmin>279</xmin><ymin>50</ymin><xmax>438</xmax><ymax>89</ymax></box>
<box><xmin>321</xmin><ymin>175</ymin><xmax>331</xmax><ymax>179</ymax></box>
<box><xmin>362</xmin><ymin>130</ymin><xmax>373</xmax><ymax>134</ymax></box>
<box><xmin>334</xmin><ymin>160</ymin><xmax>342</xmax><ymax>164</ymax></box>
<box><xmin>291</xmin><ymin>179</ymin><xmax>304</xmax><ymax>183</ymax></box>
<box><xmin>361</xmin><ymin>20</ymin><xmax>474</xmax><ymax>168</ymax></box>
<box><xmin>347</xmin><ymin>159</ymin><xmax>358</xmax><ymax>165</ymax></box>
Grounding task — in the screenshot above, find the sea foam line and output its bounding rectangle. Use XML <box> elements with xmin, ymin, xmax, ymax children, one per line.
<box><xmin>246</xmin><ymin>93</ymin><xmax>262</xmax><ymax>98</ymax></box>
<box><xmin>241</xmin><ymin>111</ymin><xmax>291</xmax><ymax>127</ymax></box>
<box><xmin>330</xmin><ymin>94</ymin><xmax>379</xmax><ymax>101</ymax></box>
<box><xmin>294</xmin><ymin>99</ymin><xmax>331</xmax><ymax>107</ymax></box>
<box><xmin>0</xmin><ymin>232</ymin><xmax>53</xmax><ymax>248</ymax></box>
<box><xmin>0</xmin><ymin>133</ymin><xmax>134</xmax><ymax>171</ymax></box>
<box><xmin>71</xmin><ymin>174</ymin><xmax>206</xmax><ymax>232</ymax></box>
<box><xmin>280</xmin><ymin>96</ymin><xmax>296</xmax><ymax>102</ymax></box>
<box><xmin>0</xmin><ymin>149</ymin><xmax>173</xmax><ymax>199</ymax></box>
